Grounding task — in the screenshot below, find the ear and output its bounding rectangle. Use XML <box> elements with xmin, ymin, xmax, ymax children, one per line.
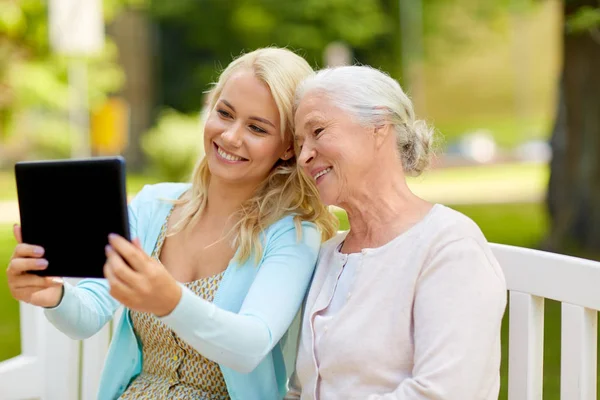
<box><xmin>280</xmin><ymin>143</ymin><xmax>295</xmax><ymax>161</ymax></box>
<box><xmin>373</xmin><ymin>123</ymin><xmax>393</xmax><ymax>149</ymax></box>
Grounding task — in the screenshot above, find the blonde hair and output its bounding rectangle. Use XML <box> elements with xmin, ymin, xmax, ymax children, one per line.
<box><xmin>296</xmin><ymin>65</ymin><xmax>435</xmax><ymax>176</ymax></box>
<box><xmin>171</xmin><ymin>47</ymin><xmax>338</xmax><ymax>264</ymax></box>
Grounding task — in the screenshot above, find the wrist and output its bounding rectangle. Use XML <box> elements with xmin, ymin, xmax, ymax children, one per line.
<box><xmin>155</xmin><ymin>281</ymin><xmax>182</xmax><ymax>317</ymax></box>
<box><xmin>44</xmin><ymin>284</ymin><xmax>65</xmax><ymax>309</ymax></box>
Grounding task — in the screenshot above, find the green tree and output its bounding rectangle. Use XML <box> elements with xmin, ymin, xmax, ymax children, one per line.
<box><xmin>149</xmin><ymin>0</ymin><xmax>395</xmax><ymax>113</ymax></box>
<box><xmin>0</xmin><ymin>0</ymin><xmax>65</xmax><ymax>140</ymax></box>
<box><xmin>0</xmin><ymin>0</ymin><xmax>124</xmax><ymax>164</ymax></box>
<box><xmin>394</xmin><ymin>0</ymin><xmax>600</xmax><ymax>254</ymax></box>
<box><xmin>545</xmin><ymin>0</ymin><xmax>600</xmax><ymax>253</ymax></box>
<box><xmin>110</xmin><ymin>0</ymin><xmax>600</xmax><ymax>254</ymax></box>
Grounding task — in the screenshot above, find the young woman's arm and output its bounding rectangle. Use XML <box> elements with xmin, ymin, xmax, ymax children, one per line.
<box><xmin>43</xmin><ymin>279</ymin><xmax>120</xmax><ymax>339</ymax></box>
<box><xmin>43</xmin><ymin>186</ymin><xmax>147</xmax><ymax>339</ymax></box>
<box><xmin>160</xmin><ymin>219</ymin><xmax>320</xmax><ymax>373</ymax></box>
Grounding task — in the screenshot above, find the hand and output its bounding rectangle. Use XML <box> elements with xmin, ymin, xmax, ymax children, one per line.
<box><xmin>104</xmin><ymin>234</ymin><xmax>182</xmax><ymax>317</ymax></box>
<box><xmin>6</xmin><ymin>225</ymin><xmax>64</xmax><ymax>308</ymax></box>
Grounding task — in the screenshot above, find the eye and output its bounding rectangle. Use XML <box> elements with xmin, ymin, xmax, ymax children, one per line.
<box><xmin>313</xmin><ymin>128</ymin><xmax>324</xmax><ymax>136</ymax></box>
<box><xmin>249</xmin><ymin>125</ymin><xmax>267</xmax><ymax>134</ymax></box>
<box><xmin>217</xmin><ymin>109</ymin><xmax>232</xmax><ymax>118</ymax></box>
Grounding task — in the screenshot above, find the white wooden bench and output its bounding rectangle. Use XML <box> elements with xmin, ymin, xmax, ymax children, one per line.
<box><xmin>493</xmin><ymin>243</ymin><xmax>599</xmax><ymax>400</ymax></box>
<box><xmin>0</xmin><ymin>243</ymin><xmax>599</xmax><ymax>400</ymax></box>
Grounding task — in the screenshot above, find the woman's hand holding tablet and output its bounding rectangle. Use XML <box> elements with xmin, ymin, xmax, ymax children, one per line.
<box><xmin>12</xmin><ymin>156</ymin><xmax>131</xmax><ymax>279</ymax></box>
<box><xmin>6</xmin><ymin>224</ymin><xmax>64</xmax><ymax>308</ymax></box>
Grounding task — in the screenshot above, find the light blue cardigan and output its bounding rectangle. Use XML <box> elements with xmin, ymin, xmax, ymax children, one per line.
<box><xmin>44</xmin><ymin>183</ymin><xmax>320</xmax><ymax>400</ymax></box>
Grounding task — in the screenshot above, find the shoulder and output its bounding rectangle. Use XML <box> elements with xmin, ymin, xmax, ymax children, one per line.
<box><xmin>131</xmin><ymin>182</ymin><xmax>192</xmax><ymax>205</ymax></box>
<box><xmin>263</xmin><ymin>215</ymin><xmax>321</xmax><ymax>251</ymax></box>
<box><xmin>422</xmin><ymin>204</ymin><xmax>490</xmax><ymax>249</ymax></box>
<box><xmin>128</xmin><ymin>182</ymin><xmax>190</xmax><ymax>225</ymax></box>
<box><xmin>127</xmin><ymin>182</ymin><xmax>191</xmax><ymax>243</ymax></box>
<box><xmin>265</xmin><ymin>214</ymin><xmax>318</xmax><ymax>238</ymax></box>
<box><xmin>421</xmin><ymin>205</ymin><xmax>505</xmax><ymax>281</ymax></box>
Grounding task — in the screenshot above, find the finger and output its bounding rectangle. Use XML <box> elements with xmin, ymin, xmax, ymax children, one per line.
<box><xmin>104</xmin><ymin>261</ymin><xmax>135</xmax><ymax>300</ymax></box>
<box><xmin>13</xmin><ymin>224</ymin><xmax>22</xmax><ymax>244</ymax></box>
<box><xmin>11</xmin><ymin>274</ymin><xmax>62</xmax><ymax>289</ymax></box>
<box><xmin>12</xmin><ymin>243</ymin><xmax>45</xmax><ymax>259</ymax></box>
<box><xmin>108</xmin><ymin>234</ymin><xmax>148</xmax><ymax>273</ymax></box>
<box><xmin>105</xmin><ymin>245</ymin><xmax>139</xmax><ymax>287</ymax></box>
<box><xmin>132</xmin><ymin>237</ymin><xmax>143</xmax><ymax>249</ymax></box>
<box><xmin>7</xmin><ymin>258</ymin><xmax>48</xmax><ymax>275</ymax></box>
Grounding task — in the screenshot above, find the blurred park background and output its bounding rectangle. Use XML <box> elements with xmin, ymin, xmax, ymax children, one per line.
<box><xmin>1</xmin><ymin>1</ymin><xmax>600</xmax><ymax>399</ymax></box>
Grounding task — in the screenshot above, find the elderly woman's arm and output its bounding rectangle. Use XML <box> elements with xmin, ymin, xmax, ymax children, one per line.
<box><xmin>368</xmin><ymin>237</ymin><xmax>507</xmax><ymax>400</ymax></box>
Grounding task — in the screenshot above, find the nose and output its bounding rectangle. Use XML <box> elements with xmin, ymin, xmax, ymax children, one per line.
<box><xmin>298</xmin><ymin>144</ymin><xmax>315</xmax><ymax>168</ymax></box>
<box><xmin>221</xmin><ymin>124</ymin><xmax>243</xmax><ymax>148</ymax></box>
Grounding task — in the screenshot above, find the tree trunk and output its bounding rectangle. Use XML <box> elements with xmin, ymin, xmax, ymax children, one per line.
<box><xmin>109</xmin><ymin>10</ymin><xmax>156</xmax><ymax>172</ymax></box>
<box><xmin>545</xmin><ymin>0</ymin><xmax>600</xmax><ymax>253</ymax></box>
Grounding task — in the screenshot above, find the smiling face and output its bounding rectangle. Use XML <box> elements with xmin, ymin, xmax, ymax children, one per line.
<box><xmin>203</xmin><ymin>69</ymin><xmax>292</xmax><ymax>187</ymax></box>
<box><xmin>295</xmin><ymin>91</ymin><xmax>377</xmax><ymax>206</ymax></box>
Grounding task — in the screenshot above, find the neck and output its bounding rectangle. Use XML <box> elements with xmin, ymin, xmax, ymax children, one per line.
<box><xmin>340</xmin><ymin>161</ymin><xmax>431</xmax><ymax>252</ymax></box>
<box><xmin>204</xmin><ymin>176</ymin><xmax>259</xmax><ymax>221</ymax></box>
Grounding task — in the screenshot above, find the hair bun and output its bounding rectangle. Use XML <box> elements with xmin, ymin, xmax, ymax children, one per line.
<box><xmin>401</xmin><ymin>119</ymin><xmax>434</xmax><ymax>176</ymax></box>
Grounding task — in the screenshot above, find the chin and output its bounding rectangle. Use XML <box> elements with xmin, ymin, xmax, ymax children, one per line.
<box><xmin>318</xmin><ymin>189</ymin><xmax>338</xmax><ymax>207</ymax></box>
<box><xmin>207</xmin><ymin>160</ymin><xmax>234</xmax><ymax>180</ymax></box>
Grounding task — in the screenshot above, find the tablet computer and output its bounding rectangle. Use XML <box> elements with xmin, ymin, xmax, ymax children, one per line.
<box><xmin>14</xmin><ymin>156</ymin><xmax>130</xmax><ymax>278</ymax></box>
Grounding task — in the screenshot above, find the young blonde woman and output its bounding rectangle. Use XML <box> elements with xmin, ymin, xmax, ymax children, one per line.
<box><xmin>6</xmin><ymin>47</ymin><xmax>337</xmax><ymax>400</ymax></box>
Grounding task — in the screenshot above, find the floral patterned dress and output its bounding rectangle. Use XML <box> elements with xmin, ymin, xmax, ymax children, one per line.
<box><xmin>119</xmin><ymin>213</ymin><xmax>230</xmax><ymax>399</ymax></box>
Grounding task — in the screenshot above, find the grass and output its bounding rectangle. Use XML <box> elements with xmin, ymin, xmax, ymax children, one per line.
<box><xmin>0</xmin><ymin>201</ymin><xmax>594</xmax><ymax>400</ymax></box>
<box><xmin>0</xmin><ymin>224</ymin><xmax>19</xmax><ymax>361</ymax></box>
<box><xmin>0</xmin><ymin>170</ymin><xmax>163</xmax><ymax>202</ymax></box>
<box><xmin>407</xmin><ymin>162</ymin><xmax>548</xmax><ymax>204</ymax></box>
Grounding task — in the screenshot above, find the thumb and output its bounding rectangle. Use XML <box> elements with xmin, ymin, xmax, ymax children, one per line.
<box><xmin>13</xmin><ymin>224</ymin><xmax>22</xmax><ymax>244</ymax></box>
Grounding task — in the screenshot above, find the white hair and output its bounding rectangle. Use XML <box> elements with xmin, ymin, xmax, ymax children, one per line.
<box><xmin>295</xmin><ymin>65</ymin><xmax>435</xmax><ymax>176</ymax></box>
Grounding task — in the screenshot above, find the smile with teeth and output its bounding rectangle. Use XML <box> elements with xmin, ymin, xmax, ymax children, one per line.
<box><xmin>314</xmin><ymin>167</ymin><xmax>332</xmax><ymax>180</ymax></box>
<box><xmin>215</xmin><ymin>143</ymin><xmax>246</xmax><ymax>162</ymax></box>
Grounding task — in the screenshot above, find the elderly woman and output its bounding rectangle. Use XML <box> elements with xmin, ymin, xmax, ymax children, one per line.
<box><xmin>287</xmin><ymin>66</ymin><xmax>507</xmax><ymax>400</ymax></box>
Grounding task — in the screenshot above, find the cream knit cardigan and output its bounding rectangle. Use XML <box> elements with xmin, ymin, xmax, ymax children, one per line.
<box><xmin>287</xmin><ymin>204</ymin><xmax>507</xmax><ymax>400</ymax></box>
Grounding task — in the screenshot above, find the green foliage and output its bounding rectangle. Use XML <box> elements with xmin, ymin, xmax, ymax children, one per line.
<box><xmin>103</xmin><ymin>0</ymin><xmax>150</xmax><ymax>20</ymax></box>
<box><xmin>141</xmin><ymin>109</ymin><xmax>204</xmax><ymax>182</ymax></box>
<box><xmin>0</xmin><ymin>0</ymin><xmax>125</xmax><ymax>158</ymax></box>
<box><xmin>149</xmin><ymin>0</ymin><xmax>396</xmax><ymax>113</ymax></box>
<box><xmin>26</xmin><ymin>118</ymin><xmax>74</xmax><ymax>159</ymax></box>
<box><xmin>420</xmin><ymin>0</ymin><xmax>541</xmax><ymax>63</ymax></box>
<box><xmin>566</xmin><ymin>6</ymin><xmax>600</xmax><ymax>33</ymax></box>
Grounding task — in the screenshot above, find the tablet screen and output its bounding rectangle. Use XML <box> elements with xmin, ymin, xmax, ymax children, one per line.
<box><xmin>15</xmin><ymin>157</ymin><xmax>130</xmax><ymax>278</ymax></box>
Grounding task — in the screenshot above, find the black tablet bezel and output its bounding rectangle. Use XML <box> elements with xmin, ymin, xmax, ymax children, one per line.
<box><xmin>14</xmin><ymin>156</ymin><xmax>130</xmax><ymax>278</ymax></box>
